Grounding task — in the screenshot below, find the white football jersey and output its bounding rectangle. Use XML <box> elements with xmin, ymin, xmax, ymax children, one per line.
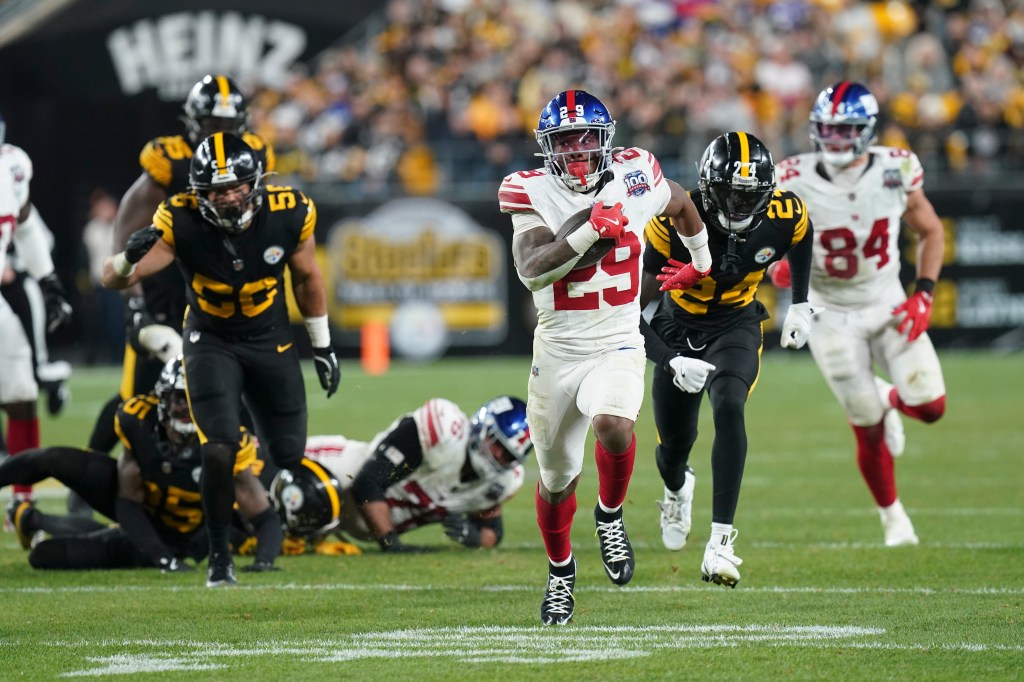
<box><xmin>499</xmin><ymin>148</ymin><xmax>672</xmax><ymax>356</ymax></box>
<box><xmin>307</xmin><ymin>398</ymin><xmax>525</xmax><ymax>537</ymax></box>
<box><xmin>0</xmin><ymin>144</ymin><xmax>34</xmax><ymax>314</ymax></box>
<box><xmin>777</xmin><ymin>146</ymin><xmax>923</xmax><ymax>309</ymax></box>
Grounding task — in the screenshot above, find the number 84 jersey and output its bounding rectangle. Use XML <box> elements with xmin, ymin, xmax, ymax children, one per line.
<box><xmin>776</xmin><ymin>146</ymin><xmax>924</xmax><ymax>310</ymax></box>
<box><xmin>499</xmin><ymin>147</ymin><xmax>672</xmax><ymax>356</ymax></box>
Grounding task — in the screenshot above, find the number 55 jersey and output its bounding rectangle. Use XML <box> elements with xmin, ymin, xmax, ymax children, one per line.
<box><xmin>499</xmin><ymin>147</ymin><xmax>671</xmax><ymax>356</ymax></box>
<box><xmin>776</xmin><ymin>147</ymin><xmax>924</xmax><ymax>310</ymax></box>
<box><xmin>154</xmin><ymin>185</ymin><xmax>316</xmax><ymax>337</ymax></box>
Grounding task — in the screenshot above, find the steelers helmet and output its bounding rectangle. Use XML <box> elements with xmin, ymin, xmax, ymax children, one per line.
<box><xmin>153</xmin><ymin>355</ymin><xmax>196</xmax><ymax>445</ymax></box>
<box><xmin>697</xmin><ymin>131</ymin><xmax>775</xmax><ymax>235</ymax></box>
<box><xmin>183</xmin><ymin>74</ymin><xmax>249</xmax><ymax>146</ymax></box>
<box><xmin>270</xmin><ymin>458</ymin><xmax>344</xmax><ymax>538</ymax></box>
<box><xmin>189</xmin><ymin>132</ymin><xmax>264</xmax><ymax>234</ymax></box>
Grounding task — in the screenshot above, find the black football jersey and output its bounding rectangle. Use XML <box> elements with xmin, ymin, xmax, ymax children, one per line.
<box><xmin>114</xmin><ymin>395</ymin><xmax>205</xmax><ymax>548</ymax></box>
<box><xmin>644</xmin><ymin>188</ymin><xmax>809</xmax><ymax>334</ymax></box>
<box><xmin>153</xmin><ymin>185</ymin><xmax>316</xmax><ymax>336</ymax></box>
<box><xmin>137</xmin><ymin>132</ymin><xmax>275</xmax><ymax>328</ymax></box>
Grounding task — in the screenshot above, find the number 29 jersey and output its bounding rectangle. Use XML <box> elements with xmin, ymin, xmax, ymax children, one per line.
<box><xmin>776</xmin><ymin>146</ymin><xmax>924</xmax><ymax>310</ymax></box>
<box><xmin>499</xmin><ymin>148</ymin><xmax>672</xmax><ymax>357</ymax></box>
<box><xmin>154</xmin><ymin>185</ymin><xmax>316</xmax><ymax>336</ymax></box>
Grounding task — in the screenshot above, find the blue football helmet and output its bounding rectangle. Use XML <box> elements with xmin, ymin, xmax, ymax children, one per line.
<box><xmin>535</xmin><ymin>90</ymin><xmax>616</xmax><ymax>192</ymax></box>
<box><xmin>467</xmin><ymin>396</ymin><xmax>532</xmax><ymax>478</ymax></box>
<box><xmin>809</xmin><ymin>81</ymin><xmax>878</xmax><ymax>168</ymax></box>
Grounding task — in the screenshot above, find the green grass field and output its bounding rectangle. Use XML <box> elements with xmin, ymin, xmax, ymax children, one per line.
<box><xmin>1</xmin><ymin>352</ymin><xmax>1021</xmax><ymax>680</ymax></box>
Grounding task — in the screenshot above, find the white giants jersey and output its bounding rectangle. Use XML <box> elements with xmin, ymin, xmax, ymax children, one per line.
<box><xmin>0</xmin><ymin>144</ymin><xmax>33</xmax><ymax>312</ymax></box>
<box><xmin>499</xmin><ymin>148</ymin><xmax>672</xmax><ymax>356</ymax></box>
<box><xmin>777</xmin><ymin>146</ymin><xmax>923</xmax><ymax>310</ymax></box>
<box><xmin>308</xmin><ymin>399</ymin><xmax>525</xmax><ymax>537</ymax></box>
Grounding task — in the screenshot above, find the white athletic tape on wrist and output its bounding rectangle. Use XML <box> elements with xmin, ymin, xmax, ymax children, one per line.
<box><xmin>112</xmin><ymin>252</ymin><xmax>136</xmax><ymax>278</ymax></box>
<box><xmin>304</xmin><ymin>315</ymin><xmax>331</xmax><ymax>348</ymax></box>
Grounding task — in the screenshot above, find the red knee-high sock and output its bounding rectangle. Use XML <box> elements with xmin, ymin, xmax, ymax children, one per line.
<box><xmin>595</xmin><ymin>434</ymin><xmax>636</xmax><ymax>510</ymax></box>
<box><xmin>893</xmin><ymin>394</ymin><xmax>946</xmax><ymax>424</ymax></box>
<box><xmin>852</xmin><ymin>422</ymin><xmax>896</xmax><ymax>507</ymax></box>
<box><xmin>536</xmin><ymin>485</ymin><xmax>576</xmax><ymax>564</ymax></box>
<box><xmin>7</xmin><ymin>417</ymin><xmax>40</xmax><ymax>498</ymax></box>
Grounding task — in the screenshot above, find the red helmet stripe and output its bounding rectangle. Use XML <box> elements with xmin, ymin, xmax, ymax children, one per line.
<box><xmin>831</xmin><ymin>82</ymin><xmax>852</xmax><ymax>116</ymax></box>
<box><xmin>566</xmin><ymin>90</ymin><xmax>576</xmax><ymax>121</ymax></box>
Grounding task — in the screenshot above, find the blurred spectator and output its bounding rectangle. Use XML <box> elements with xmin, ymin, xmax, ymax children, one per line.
<box><xmin>79</xmin><ymin>188</ymin><xmax>123</xmax><ymax>365</ymax></box>
<box><xmin>239</xmin><ymin>0</ymin><xmax>1024</xmax><ymax>194</ymax></box>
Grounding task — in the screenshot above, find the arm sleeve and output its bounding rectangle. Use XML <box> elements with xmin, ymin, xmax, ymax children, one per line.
<box><xmin>787</xmin><ymin>221</ymin><xmax>814</xmax><ymax>305</ymax></box>
<box><xmin>349</xmin><ymin>417</ymin><xmax>424</xmax><ymax>504</ymax></box>
<box><xmin>115</xmin><ymin>497</ymin><xmax>175</xmax><ymax>565</ymax></box>
<box><xmin>12</xmin><ymin>205</ymin><xmax>56</xmax><ymax>279</ymax></box>
<box><xmin>639</xmin><ymin>310</ymin><xmax>676</xmax><ymax>370</ymax></box>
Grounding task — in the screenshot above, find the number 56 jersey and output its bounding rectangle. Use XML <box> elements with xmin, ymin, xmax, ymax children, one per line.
<box><xmin>154</xmin><ymin>185</ymin><xmax>316</xmax><ymax>336</ymax></box>
<box><xmin>776</xmin><ymin>147</ymin><xmax>924</xmax><ymax>310</ymax></box>
<box><xmin>499</xmin><ymin>148</ymin><xmax>671</xmax><ymax>356</ymax></box>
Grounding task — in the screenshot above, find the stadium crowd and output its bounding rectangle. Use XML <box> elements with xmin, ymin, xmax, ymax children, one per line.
<box><xmin>243</xmin><ymin>0</ymin><xmax>1024</xmax><ymax>195</ymax></box>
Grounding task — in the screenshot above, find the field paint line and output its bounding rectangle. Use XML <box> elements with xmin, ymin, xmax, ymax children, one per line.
<box><xmin>4</xmin><ymin>582</ymin><xmax>1024</xmax><ymax>596</ymax></box>
<box><xmin>48</xmin><ymin>625</ymin><xmax>1024</xmax><ymax>676</ymax></box>
<box><xmin>497</xmin><ymin>540</ymin><xmax>1024</xmax><ymax>550</ymax></box>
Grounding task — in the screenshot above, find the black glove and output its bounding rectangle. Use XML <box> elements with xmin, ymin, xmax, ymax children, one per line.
<box><xmin>158</xmin><ymin>556</ymin><xmax>195</xmax><ymax>574</ymax></box>
<box><xmin>442</xmin><ymin>513</ymin><xmax>482</xmax><ymax>548</ymax></box>
<box><xmin>241</xmin><ymin>560</ymin><xmax>282</xmax><ymax>573</ymax></box>
<box><xmin>378</xmin><ymin>530</ymin><xmax>430</xmax><ymax>554</ymax></box>
<box><xmin>313</xmin><ymin>345</ymin><xmax>340</xmax><ymax>398</ymax></box>
<box><xmin>124</xmin><ymin>226</ymin><xmax>163</xmax><ymax>264</ymax></box>
<box><xmin>38</xmin><ymin>273</ymin><xmax>72</xmax><ymax>333</ymax></box>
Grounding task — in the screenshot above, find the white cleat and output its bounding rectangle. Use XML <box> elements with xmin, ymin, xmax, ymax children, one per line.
<box><xmin>701</xmin><ymin>528</ymin><xmax>743</xmax><ymax>588</ymax></box>
<box><xmin>879</xmin><ymin>499</ymin><xmax>919</xmax><ymax>546</ymax></box>
<box><xmin>657</xmin><ymin>467</ymin><xmax>695</xmax><ymax>551</ymax></box>
<box><xmin>875</xmin><ymin>376</ymin><xmax>905</xmax><ymax>457</ymax></box>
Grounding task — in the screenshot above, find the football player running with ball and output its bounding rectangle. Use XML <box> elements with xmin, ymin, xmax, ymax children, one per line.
<box><xmin>775</xmin><ymin>81</ymin><xmax>946</xmax><ymax>546</ymax></box>
<box><xmin>499</xmin><ymin>90</ymin><xmax>712</xmax><ymax>625</ymax></box>
<box><xmin>101</xmin><ymin>133</ymin><xmax>339</xmax><ymax>587</ymax></box>
<box><xmin>642</xmin><ymin>132</ymin><xmax>814</xmax><ymax>588</ymax></box>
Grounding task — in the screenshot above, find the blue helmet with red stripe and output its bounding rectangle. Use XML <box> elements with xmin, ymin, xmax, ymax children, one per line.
<box><xmin>467</xmin><ymin>396</ymin><xmax>531</xmax><ymax>478</ymax></box>
<box><xmin>535</xmin><ymin>90</ymin><xmax>616</xmax><ymax>192</ymax></box>
<box><xmin>809</xmin><ymin>81</ymin><xmax>878</xmax><ymax>168</ymax></box>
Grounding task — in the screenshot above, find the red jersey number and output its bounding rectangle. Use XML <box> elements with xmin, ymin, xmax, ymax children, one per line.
<box><xmin>818</xmin><ymin>218</ymin><xmax>890</xmax><ymax>279</ymax></box>
<box><xmin>553</xmin><ymin>232</ymin><xmax>640</xmax><ymax>310</ymax></box>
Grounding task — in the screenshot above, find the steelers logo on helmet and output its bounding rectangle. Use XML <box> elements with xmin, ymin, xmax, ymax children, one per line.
<box><xmin>189</xmin><ymin>132</ymin><xmax>265</xmax><ymax>234</ymax></box>
<box><xmin>467</xmin><ymin>396</ymin><xmax>532</xmax><ymax>478</ymax></box>
<box><xmin>697</xmin><ymin>131</ymin><xmax>776</xmax><ymax>236</ymax></box>
<box><xmin>535</xmin><ymin>90</ymin><xmax>616</xmax><ymax>193</ymax></box>
<box><xmin>270</xmin><ymin>458</ymin><xmax>343</xmax><ymax>538</ymax></box>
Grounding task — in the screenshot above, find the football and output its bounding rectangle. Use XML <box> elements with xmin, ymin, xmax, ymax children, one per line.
<box><xmin>555</xmin><ymin>206</ymin><xmax>617</xmax><ymax>270</ymax></box>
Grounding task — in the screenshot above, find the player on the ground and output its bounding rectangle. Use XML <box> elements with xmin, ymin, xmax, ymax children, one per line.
<box><xmin>265</xmin><ymin>396</ymin><xmax>532</xmax><ymax>553</ymax></box>
<box><xmin>643</xmin><ymin>131</ymin><xmax>814</xmax><ymax>587</ymax></box>
<box><xmin>775</xmin><ymin>81</ymin><xmax>947</xmax><ymax>545</ymax></box>
<box><xmin>1</xmin><ymin>356</ymin><xmax>281</xmax><ymax>571</ymax></box>
<box><xmin>499</xmin><ymin>89</ymin><xmax>712</xmax><ymax>625</ymax></box>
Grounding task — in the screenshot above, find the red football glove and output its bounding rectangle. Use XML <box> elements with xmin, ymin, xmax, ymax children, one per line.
<box><xmin>893</xmin><ymin>290</ymin><xmax>933</xmax><ymax>342</ymax></box>
<box><xmin>588</xmin><ymin>202</ymin><xmax>628</xmax><ymax>242</ymax></box>
<box><xmin>768</xmin><ymin>258</ymin><xmax>791</xmax><ymax>289</ymax></box>
<box><xmin>657</xmin><ymin>258</ymin><xmax>710</xmax><ymax>292</ymax></box>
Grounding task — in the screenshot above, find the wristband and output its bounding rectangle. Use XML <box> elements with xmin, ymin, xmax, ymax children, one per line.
<box><xmin>565</xmin><ymin>221</ymin><xmax>601</xmax><ymax>255</ymax></box>
<box><xmin>678</xmin><ymin>225</ymin><xmax>712</xmax><ymax>272</ymax></box>
<box><xmin>112</xmin><ymin>252</ymin><xmax>136</xmax><ymax>278</ymax></box>
<box><xmin>915</xmin><ymin>278</ymin><xmax>935</xmax><ymax>295</ymax></box>
<box><xmin>303</xmin><ymin>315</ymin><xmax>331</xmax><ymax>348</ymax></box>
